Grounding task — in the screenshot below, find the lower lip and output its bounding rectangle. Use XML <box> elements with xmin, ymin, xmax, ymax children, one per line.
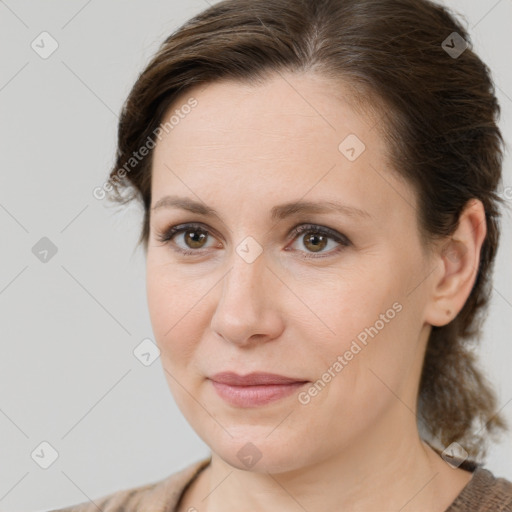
<box><xmin>210</xmin><ymin>380</ymin><xmax>307</xmax><ymax>407</ymax></box>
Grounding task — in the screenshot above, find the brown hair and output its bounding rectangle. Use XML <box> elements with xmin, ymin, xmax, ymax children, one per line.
<box><xmin>104</xmin><ymin>0</ymin><xmax>508</xmax><ymax>461</ymax></box>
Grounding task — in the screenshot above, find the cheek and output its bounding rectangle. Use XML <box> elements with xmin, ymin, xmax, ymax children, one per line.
<box><xmin>296</xmin><ymin>303</ymin><xmax>413</xmax><ymax>441</ymax></box>
<box><xmin>146</xmin><ymin>264</ymin><xmax>205</xmax><ymax>412</ymax></box>
<box><xmin>301</xmin><ymin>262</ymin><xmax>415</xmax><ymax>389</ymax></box>
<box><xmin>316</xmin><ymin>293</ymin><xmax>424</xmax><ymax>432</ymax></box>
<box><xmin>146</xmin><ymin>271</ymin><xmax>174</xmax><ymax>342</ymax></box>
<box><xmin>146</xmin><ymin>260</ymin><xmax>199</xmax><ymax>358</ymax></box>
<box><xmin>300</xmin><ymin>265</ymin><xmax>397</xmax><ymax>349</ymax></box>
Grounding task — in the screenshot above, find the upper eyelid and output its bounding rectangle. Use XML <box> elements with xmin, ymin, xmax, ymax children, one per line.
<box><xmin>160</xmin><ymin>222</ymin><xmax>342</xmax><ymax>238</ymax></box>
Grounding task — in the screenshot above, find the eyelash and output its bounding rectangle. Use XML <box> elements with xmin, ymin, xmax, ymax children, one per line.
<box><xmin>156</xmin><ymin>222</ymin><xmax>351</xmax><ymax>259</ymax></box>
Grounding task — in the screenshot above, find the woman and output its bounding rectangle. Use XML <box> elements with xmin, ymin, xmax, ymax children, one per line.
<box><xmin>53</xmin><ymin>0</ymin><xmax>512</xmax><ymax>510</ymax></box>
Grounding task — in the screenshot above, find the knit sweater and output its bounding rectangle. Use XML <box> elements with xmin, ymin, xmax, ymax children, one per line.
<box><xmin>50</xmin><ymin>456</ymin><xmax>512</xmax><ymax>512</ymax></box>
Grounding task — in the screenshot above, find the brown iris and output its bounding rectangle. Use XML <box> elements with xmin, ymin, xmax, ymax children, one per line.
<box><xmin>184</xmin><ymin>228</ymin><xmax>208</xmax><ymax>249</ymax></box>
<box><xmin>303</xmin><ymin>233</ymin><xmax>328</xmax><ymax>253</ymax></box>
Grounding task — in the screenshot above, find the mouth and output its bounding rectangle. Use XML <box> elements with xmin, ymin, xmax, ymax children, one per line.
<box><xmin>208</xmin><ymin>372</ymin><xmax>309</xmax><ymax>407</ymax></box>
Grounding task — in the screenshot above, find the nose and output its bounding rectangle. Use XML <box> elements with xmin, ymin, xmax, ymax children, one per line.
<box><xmin>210</xmin><ymin>249</ymin><xmax>284</xmax><ymax>347</ymax></box>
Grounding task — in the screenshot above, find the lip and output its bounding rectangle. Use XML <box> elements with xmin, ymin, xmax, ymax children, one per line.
<box><xmin>209</xmin><ymin>372</ymin><xmax>309</xmax><ymax>407</ymax></box>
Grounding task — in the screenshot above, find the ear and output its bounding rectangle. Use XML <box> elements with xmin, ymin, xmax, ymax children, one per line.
<box><xmin>423</xmin><ymin>199</ymin><xmax>487</xmax><ymax>327</ymax></box>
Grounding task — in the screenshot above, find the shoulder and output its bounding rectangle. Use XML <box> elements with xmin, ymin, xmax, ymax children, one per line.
<box><xmin>475</xmin><ymin>467</ymin><xmax>512</xmax><ymax>510</ymax></box>
<box><xmin>48</xmin><ymin>457</ymin><xmax>211</xmax><ymax>512</ymax></box>
<box><xmin>447</xmin><ymin>464</ymin><xmax>512</xmax><ymax>512</ymax></box>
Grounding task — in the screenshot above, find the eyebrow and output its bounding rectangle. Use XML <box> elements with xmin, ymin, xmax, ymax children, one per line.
<box><xmin>151</xmin><ymin>195</ymin><xmax>371</xmax><ymax>221</ymax></box>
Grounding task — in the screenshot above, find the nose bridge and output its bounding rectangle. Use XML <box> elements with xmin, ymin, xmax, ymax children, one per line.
<box><xmin>220</xmin><ymin>229</ymin><xmax>267</xmax><ymax>298</ymax></box>
<box><xmin>221</xmin><ymin>245</ymin><xmax>267</xmax><ymax>314</ymax></box>
<box><xmin>210</xmin><ymin>241</ymin><xmax>282</xmax><ymax>344</ymax></box>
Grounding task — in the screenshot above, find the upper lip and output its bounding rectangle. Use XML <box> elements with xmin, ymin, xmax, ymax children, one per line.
<box><xmin>210</xmin><ymin>372</ymin><xmax>308</xmax><ymax>386</ymax></box>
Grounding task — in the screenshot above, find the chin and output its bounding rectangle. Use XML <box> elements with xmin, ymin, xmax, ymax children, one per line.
<box><xmin>203</xmin><ymin>425</ymin><xmax>319</xmax><ymax>474</ymax></box>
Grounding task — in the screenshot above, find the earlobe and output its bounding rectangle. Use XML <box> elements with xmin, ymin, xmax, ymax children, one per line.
<box><xmin>424</xmin><ymin>199</ymin><xmax>487</xmax><ymax>327</ymax></box>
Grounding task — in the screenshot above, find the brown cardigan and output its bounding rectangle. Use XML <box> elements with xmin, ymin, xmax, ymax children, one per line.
<box><xmin>50</xmin><ymin>456</ymin><xmax>512</xmax><ymax>512</ymax></box>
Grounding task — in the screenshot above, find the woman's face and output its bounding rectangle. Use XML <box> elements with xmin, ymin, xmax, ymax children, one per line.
<box><xmin>146</xmin><ymin>72</ymin><xmax>437</xmax><ymax>472</ymax></box>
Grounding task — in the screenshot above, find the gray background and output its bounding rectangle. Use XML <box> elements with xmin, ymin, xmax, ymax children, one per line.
<box><xmin>0</xmin><ymin>1</ymin><xmax>511</xmax><ymax>511</ymax></box>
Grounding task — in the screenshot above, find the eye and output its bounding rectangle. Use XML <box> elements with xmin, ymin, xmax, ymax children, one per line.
<box><xmin>155</xmin><ymin>222</ymin><xmax>351</xmax><ymax>258</ymax></box>
<box><xmin>286</xmin><ymin>224</ymin><xmax>351</xmax><ymax>258</ymax></box>
<box><xmin>156</xmin><ymin>223</ymin><xmax>219</xmax><ymax>255</ymax></box>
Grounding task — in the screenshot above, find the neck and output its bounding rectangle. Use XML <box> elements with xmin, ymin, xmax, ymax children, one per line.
<box><xmin>188</xmin><ymin>410</ymin><xmax>470</xmax><ymax>511</ymax></box>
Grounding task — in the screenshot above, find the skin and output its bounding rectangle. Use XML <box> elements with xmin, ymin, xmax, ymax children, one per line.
<box><xmin>146</xmin><ymin>71</ymin><xmax>485</xmax><ymax>511</ymax></box>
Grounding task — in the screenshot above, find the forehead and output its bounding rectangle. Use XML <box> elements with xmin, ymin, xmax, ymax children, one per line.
<box><xmin>157</xmin><ymin>71</ymin><xmax>377</xmax><ymax>151</ymax></box>
<box><xmin>150</xmin><ymin>71</ymin><xmax>415</xmax><ymax>226</ymax></box>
